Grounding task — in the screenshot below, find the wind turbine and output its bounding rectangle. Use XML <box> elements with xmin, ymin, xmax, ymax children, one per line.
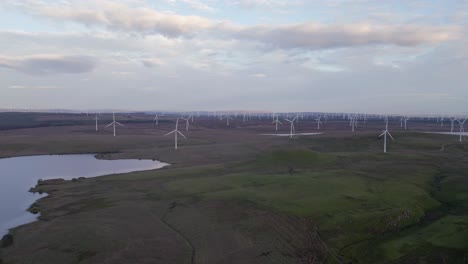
<box><xmin>105</xmin><ymin>112</ymin><xmax>124</xmax><ymax>137</ymax></box>
<box><xmin>349</xmin><ymin>116</ymin><xmax>357</xmax><ymax>132</ymax></box>
<box><xmin>449</xmin><ymin>117</ymin><xmax>456</xmax><ymax>133</ymax></box>
<box><xmin>186</xmin><ymin>114</ymin><xmax>194</xmax><ymax>123</ymax></box>
<box><xmin>284</xmin><ymin>116</ymin><xmax>297</xmax><ymax>139</ymax></box>
<box><xmin>378</xmin><ymin>120</ymin><xmax>395</xmax><ymax>153</ymax></box>
<box><xmin>403</xmin><ymin>116</ymin><xmax>409</xmax><ymax>130</ymax></box>
<box><xmin>222</xmin><ymin>115</ymin><xmax>233</xmax><ymax>126</ymax></box>
<box><xmin>95</xmin><ymin>113</ymin><xmax>99</xmax><ymax>131</ymax></box>
<box><xmin>153</xmin><ymin>114</ymin><xmax>159</xmax><ymax>126</ymax></box>
<box><xmin>272</xmin><ymin>115</ymin><xmax>282</xmax><ymax>131</ymax></box>
<box><xmin>457</xmin><ymin>118</ymin><xmax>467</xmax><ymax>142</ymax></box>
<box><xmin>164</xmin><ymin>118</ymin><xmax>187</xmax><ymax>150</ymax></box>
<box><xmin>180</xmin><ymin>116</ymin><xmax>190</xmax><ymax>131</ymax></box>
<box><xmin>315</xmin><ymin>116</ymin><xmax>323</xmax><ymax>130</ymax></box>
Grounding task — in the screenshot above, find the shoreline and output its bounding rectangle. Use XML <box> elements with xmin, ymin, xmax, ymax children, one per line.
<box><xmin>0</xmin><ymin>154</ymin><xmax>169</xmax><ymax>240</ymax></box>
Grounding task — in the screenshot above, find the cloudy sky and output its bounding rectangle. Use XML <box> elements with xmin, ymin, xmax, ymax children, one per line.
<box><xmin>0</xmin><ymin>0</ymin><xmax>467</xmax><ymax>114</ymax></box>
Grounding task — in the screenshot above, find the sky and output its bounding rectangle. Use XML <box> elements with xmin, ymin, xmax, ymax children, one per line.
<box><xmin>0</xmin><ymin>0</ymin><xmax>467</xmax><ymax>114</ymax></box>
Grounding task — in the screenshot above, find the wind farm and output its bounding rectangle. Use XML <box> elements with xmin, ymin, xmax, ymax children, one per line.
<box><xmin>0</xmin><ymin>1</ymin><xmax>467</xmax><ymax>263</ymax></box>
<box><xmin>0</xmin><ymin>109</ymin><xmax>467</xmax><ymax>264</ymax></box>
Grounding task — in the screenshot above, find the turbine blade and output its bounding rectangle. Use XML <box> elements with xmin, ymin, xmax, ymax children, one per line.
<box><xmin>116</xmin><ymin>122</ymin><xmax>125</xmax><ymax>127</ymax></box>
<box><xmin>105</xmin><ymin>122</ymin><xmax>114</xmax><ymax>128</ymax></box>
<box><xmin>387</xmin><ymin>132</ymin><xmax>395</xmax><ymax>141</ymax></box>
<box><xmin>177</xmin><ymin>131</ymin><xmax>187</xmax><ymax>139</ymax></box>
<box><xmin>378</xmin><ymin>131</ymin><xmax>386</xmax><ymax>138</ymax></box>
<box><xmin>164</xmin><ymin>130</ymin><xmax>176</xmax><ymax>136</ymax></box>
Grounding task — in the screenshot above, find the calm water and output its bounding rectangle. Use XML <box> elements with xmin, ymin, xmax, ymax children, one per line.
<box><xmin>0</xmin><ymin>154</ymin><xmax>168</xmax><ymax>234</ymax></box>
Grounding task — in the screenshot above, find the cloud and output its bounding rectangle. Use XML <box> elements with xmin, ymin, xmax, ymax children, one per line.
<box><xmin>25</xmin><ymin>0</ymin><xmax>213</xmax><ymax>37</ymax></box>
<box><xmin>180</xmin><ymin>0</ymin><xmax>216</xmax><ymax>12</ymax></box>
<box><xmin>141</xmin><ymin>58</ymin><xmax>164</xmax><ymax>68</ymax></box>
<box><xmin>7</xmin><ymin>1</ymin><xmax>460</xmax><ymax>50</ymax></box>
<box><xmin>251</xmin><ymin>73</ymin><xmax>267</xmax><ymax>78</ymax></box>
<box><xmin>8</xmin><ymin>85</ymin><xmax>58</xmax><ymax>89</ymax></box>
<box><xmin>231</xmin><ymin>0</ymin><xmax>291</xmax><ymax>9</ymax></box>
<box><xmin>229</xmin><ymin>23</ymin><xmax>461</xmax><ymax>49</ymax></box>
<box><xmin>0</xmin><ymin>54</ymin><xmax>97</xmax><ymax>75</ymax></box>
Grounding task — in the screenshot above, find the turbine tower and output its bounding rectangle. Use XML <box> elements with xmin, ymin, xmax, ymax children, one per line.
<box><xmin>272</xmin><ymin>115</ymin><xmax>282</xmax><ymax>131</ymax></box>
<box><xmin>457</xmin><ymin>118</ymin><xmax>467</xmax><ymax>142</ymax></box>
<box><xmin>164</xmin><ymin>118</ymin><xmax>187</xmax><ymax>150</ymax></box>
<box><xmin>403</xmin><ymin>116</ymin><xmax>409</xmax><ymax>130</ymax></box>
<box><xmin>181</xmin><ymin>117</ymin><xmax>190</xmax><ymax>131</ymax></box>
<box><xmin>378</xmin><ymin>120</ymin><xmax>395</xmax><ymax>153</ymax></box>
<box><xmin>349</xmin><ymin>115</ymin><xmax>357</xmax><ymax>132</ymax></box>
<box><xmin>95</xmin><ymin>113</ymin><xmax>99</xmax><ymax>131</ymax></box>
<box><xmin>315</xmin><ymin>116</ymin><xmax>323</xmax><ymax>130</ymax></box>
<box><xmin>284</xmin><ymin>116</ymin><xmax>297</xmax><ymax>139</ymax></box>
<box><xmin>105</xmin><ymin>112</ymin><xmax>124</xmax><ymax>137</ymax></box>
<box><xmin>449</xmin><ymin>117</ymin><xmax>456</xmax><ymax>133</ymax></box>
<box><xmin>222</xmin><ymin>115</ymin><xmax>233</xmax><ymax>126</ymax></box>
<box><xmin>153</xmin><ymin>114</ymin><xmax>159</xmax><ymax>126</ymax></box>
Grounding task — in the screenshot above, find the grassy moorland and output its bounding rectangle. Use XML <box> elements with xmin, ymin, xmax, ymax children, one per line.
<box><xmin>0</xmin><ymin>113</ymin><xmax>467</xmax><ymax>263</ymax></box>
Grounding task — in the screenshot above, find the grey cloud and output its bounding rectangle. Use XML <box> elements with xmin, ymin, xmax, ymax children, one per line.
<box><xmin>12</xmin><ymin>1</ymin><xmax>461</xmax><ymax>49</ymax></box>
<box><xmin>141</xmin><ymin>58</ymin><xmax>164</xmax><ymax>68</ymax></box>
<box><xmin>33</xmin><ymin>1</ymin><xmax>213</xmax><ymax>37</ymax></box>
<box><xmin>0</xmin><ymin>54</ymin><xmax>97</xmax><ymax>75</ymax></box>
<box><xmin>229</xmin><ymin>24</ymin><xmax>461</xmax><ymax>49</ymax></box>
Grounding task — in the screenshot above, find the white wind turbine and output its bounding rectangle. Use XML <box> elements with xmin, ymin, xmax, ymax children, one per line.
<box><xmin>402</xmin><ymin>116</ymin><xmax>409</xmax><ymax>130</ymax></box>
<box><xmin>94</xmin><ymin>113</ymin><xmax>99</xmax><ymax>131</ymax></box>
<box><xmin>164</xmin><ymin>118</ymin><xmax>187</xmax><ymax>150</ymax></box>
<box><xmin>153</xmin><ymin>114</ymin><xmax>159</xmax><ymax>126</ymax></box>
<box><xmin>449</xmin><ymin>117</ymin><xmax>456</xmax><ymax>133</ymax></box>
<box><xmin>272</xmin><ymin>115</ymin><xmax>282</xmax><ymax>131</ymax></box>
<box><xmin>284</xmin><ymin>116</ymin><xmax>297</xmax><ymax>139</ymax></box>
<box><xmin>315</xmin><ymin>116</ymin><xmax>323</xmax><ymax>130</ymax></box>
<box><xmin>186</xmin><ymin>114</ymin><xmax>194</xmax><ymax>123</ymax></box>
<box><xmin>105</xmin><ymin>112</ymin><xmax>124</xmax><ymax>137</ymax></box>
<box><xmin>222</xmin><ymin>115</ymin><xmax>233</xmax><ymax>126</ymax></box>
<box><xmin>457</xmin><ymin>118</ymin><xmax>467</xmax><ymax>142</ymax></box>
<box><xmin>378</xmin><ymin>119</ymin><xmax>395</xmax><ymax>153</ymax></box>
<box><xmin>180</xmin><ymin>116</ymin><xmax>190</xmax><ymax>131</ymax></box>
<box><xmin>349</xmin><ymin>115</ymin><xmax>357</xmax><ymax>132</ymax></box>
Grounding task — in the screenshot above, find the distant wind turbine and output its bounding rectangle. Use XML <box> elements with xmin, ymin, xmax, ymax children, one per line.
<box><xmin>153</xmin><ymin>114</ymin><xmax>159</xmax><ymax>126</ymax></box>
<box><xmin>457</xmin><ymin>118</ymin><xmax>467</xmax><ymax>142</ymax></box>
<box><xmin>164</xmin><ymin>118</ymin><xmax>187</xmax><ymax>150</ymax></box>
<box><xmin>222</xmin><ymin>115</ymin><xmax>233</xmax><ymax>126</ymax></box>
<box><xmin>181</xmin><ymin>117</ymin><xmax>190</xmax><ymax>131</ymax></box>
<box><xmin>403</xmin><ymin>116</ymin><xmax>409</xmax><ymax>130</ymax></box>
<box><xmin>284</xmin><ymin>116</ymin><xmax>297</xmax><ymax>139</ymax></box>
<box><xmin>95</xmin><ymin>113</ymin><xmax>99</xmax><ymax>131</ymax></box>
<box><xmin>272</xmin><ymin>115</ymin><xmax>282</xmax><ymax>131</ymax></box>
<box><xmin>378</xmin><ymin>120</ymin><xmax>395</xmax><ymax>153</ymax></box>
<box><xmin>105</xmin><ymin>112</ymin><xmax>124</xmax><ymax>137</ymax></box>
<box><xmin>349</xmin><ymin>115</ymin><xmax>357</xmax><ymax>132</ymax></box>
<box><xmin>315</xmin><ymin>116</ymin><xmax>323</xmax><ymax>130</ymax></box>
<box><xmin>449</xmin><ymin>117</ymin><xmax>456</xmax><ymax>133</ymax></box>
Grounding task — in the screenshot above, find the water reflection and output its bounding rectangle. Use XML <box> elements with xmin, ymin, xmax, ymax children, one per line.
<box><xmin>0</xmin><ymin>154</ymin><xmax>168</xmax><ymax>234</ymax></box>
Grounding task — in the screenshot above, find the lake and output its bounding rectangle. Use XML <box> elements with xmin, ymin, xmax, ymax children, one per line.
<box><xmin>0</xmin><ymin>154</ymin><xmax>168</xmax><ymax>235</ymax></box>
